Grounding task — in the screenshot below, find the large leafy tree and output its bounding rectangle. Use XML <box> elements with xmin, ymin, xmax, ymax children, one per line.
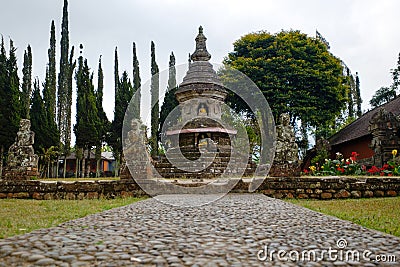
<box><xmin>391</xmin><ymin>52</ymin><xmax>400</xmax><ymax>92</ymax></box>
<box><xmin>150</xmin><ymin>41</ymin><xmax>159</xmax><ymax>158</ymax></box>
<box><xmin>224</xmin><ymin>30</ymin><xmax>347</xmax><ymax>140</ymax></box>
<box><xmin>21</xmin><ymin>45</ymin><xmax>32</xmax><ymax>119</ymax></box>
<box><xmin>74</xmin><ymin>47</ymin><xmax>99</xmax><ymax>177</ymax></box>
<box><xmin>370</xmin><ymin>86</ymin><xmax>396</xmax><ymax>108</ymax></box>
<box><xmin>370</xmin><ymin>53</ymin><xmax>400</xmax><ymax>108</ymax></box>
<box><xmin>159</xmin><ymin>51</ymin><xmax>178</xmax><ymax>136</ymax></box>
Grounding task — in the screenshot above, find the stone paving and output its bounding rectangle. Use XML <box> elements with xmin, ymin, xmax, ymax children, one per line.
<box><xmin>0</xmin><ymin>194</ymin><xmax>399</xmax><ymax>266</ymax></box>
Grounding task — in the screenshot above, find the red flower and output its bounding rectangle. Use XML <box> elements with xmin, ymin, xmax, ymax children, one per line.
<box><xmin>346</xmin><ymin>161</ymin><xmax>351</xmax><ymax>165</ymax></box>
<box><xmin>388</xmin><ymin>173</ymin><xmax>393</xmax><ymax>176</ymax></box>
<box><xmin>350</xmin><ymin>152</ymin><xmax>359</xmax><ymax>162</ymax></box>
<box><xmin>368</xmin><ymin>166</ymin><xmax>380</xmax><ymax>174</ymax></box>
<box><xmin>380</xmin><ymin>172</ymin><xmax>385</xmax><ymax>176</ymax></box>
<box><xmin>381</xmin><ymin>164</ymin><xmax>389</xmax><ymax>170</ymax></box>
<box><xmin>337</xmin><ymin>167</ymin><xmax>345</xmax><ymax>173</ymax></box>
<box><xmin>303</xmin><ymin>169</ymin><xmax>309</xmax><ymax>174</ymax></box>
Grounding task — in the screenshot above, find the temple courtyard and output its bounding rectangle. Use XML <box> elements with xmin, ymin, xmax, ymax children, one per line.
<box><xmin>0</xmin><ymin>194</ymin><xmax>399</xmax><ymax>266</ymax></box>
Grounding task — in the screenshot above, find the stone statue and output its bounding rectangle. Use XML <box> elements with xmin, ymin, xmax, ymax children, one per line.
<box><xmin>269</xmin><ymin>113</ymin><xmax>301</xmax><ymax>177</ymax></box>
<box><xmin>198</xmin><ymin>103</ymin><xmax>208</xmax><ymax>116</ymax></box>
<box><xmin>3</xmin><ymin>119</ymin><xmax>39</xmax><ymax>180</ymax></box>
<box><xmin>275</xmin><ymin>113</ymin><xmax>298</xmax><ymax>163</ymax></box>
<box><xmin>120</xmin><ymin>118</ymin><xmax>152</xmax><ymax>181</ymax></box>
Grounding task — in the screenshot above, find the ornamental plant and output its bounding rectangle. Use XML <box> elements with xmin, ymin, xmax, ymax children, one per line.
<box><xmin>305</xmin><ymin>149</ymin><xmax>400</xmax><ymax>176</ymax></box>
<box><xmin>306</xmin><ymin>151</ymin><xmax>365</xmax><ymax>176</ymax></box>
<box><xmin>369</xmin><ymin>149</ymin><xmax>400</xmax><ymax>176</ymax></box>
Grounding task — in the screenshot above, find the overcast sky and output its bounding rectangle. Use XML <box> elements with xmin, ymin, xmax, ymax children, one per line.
<box><xmin>1</xmin><ymin>0</ymin><xmax>399</xmax><ymax>126</ymax></box>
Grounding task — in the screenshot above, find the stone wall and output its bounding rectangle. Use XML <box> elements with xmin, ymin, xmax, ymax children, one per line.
<box><xmin>0</xmin><ymin>177</ymin><xmax>399</xmax><ymax>200</ymax></box>
<box><xmin>0</xmin><ymin>180</ymin><xmax>147</xmax><ymax>200</ymax></box>
<box><xmin>253</xmin><ymin>177</ymin><xmax>400</xmax><ymax>199</ymax></box>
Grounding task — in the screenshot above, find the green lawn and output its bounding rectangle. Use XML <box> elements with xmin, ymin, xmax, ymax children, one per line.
<box><xmin>288</xmin><ymin>197</ymin><xmax>400</xmax><ymax>237</ymax></box>
<box><xmin>37</xmin><ymin>177</ymin><xmax>120</xmax><ymax>182</ymax></box>
<box><xmin>0</xmin><ymin>197</ymin><xmax>145</xmax><ymax>239</ymax></box>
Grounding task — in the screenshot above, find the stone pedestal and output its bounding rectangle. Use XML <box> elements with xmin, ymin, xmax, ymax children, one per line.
<box><xmin>3</xmin><ymin>119</ymin><xmax>39</xmax><ymax>180</ymax></box>
<box><xmin>269</xmin><ymin>162</ymin><xmax>301</xmax><ymax>177</ymax></box>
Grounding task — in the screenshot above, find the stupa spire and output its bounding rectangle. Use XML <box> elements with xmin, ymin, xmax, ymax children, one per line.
<box><xmin>191</xmin><ymin>26</ymin><xmax>211</xmax><ymax>62</ymax></box>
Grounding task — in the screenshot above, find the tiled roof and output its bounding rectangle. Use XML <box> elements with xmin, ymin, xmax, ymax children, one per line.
<box><xmin>65</xmin><ymin>151</ymin><xmax>115</xmax><ymax>160</ymax></box>
<box><xmin>329</xmin><ymin>96</ymin><xmax>400</xmax><ymax>146</ymax></box>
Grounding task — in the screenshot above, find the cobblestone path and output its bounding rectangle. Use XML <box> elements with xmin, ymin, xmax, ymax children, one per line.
<box><xmin>0</xmin><ymin>194</ymin><xmax>399</xmax><ymax>266</ymax></box>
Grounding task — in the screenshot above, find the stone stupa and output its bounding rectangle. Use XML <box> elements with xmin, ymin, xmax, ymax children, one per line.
<box><xmin>156</xmin><ymin>26</ymin><xmax>245</xmax><ymax>179</ymax></box>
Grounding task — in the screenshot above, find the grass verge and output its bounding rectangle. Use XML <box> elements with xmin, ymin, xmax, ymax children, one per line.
<box><xmin>287</xmin><ymin>197</ymin><xmax>400</xmax><ymax>237</ymax></box>
<box><xmin>0</xmin><ymin>197</ymin><xmax>146</xmax><ymax>239</ymax></box>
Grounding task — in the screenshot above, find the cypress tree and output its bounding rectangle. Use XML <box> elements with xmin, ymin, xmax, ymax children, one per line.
<box><xmin>95</xmin><ymin>55</ymin><xmax>110</xmax><ymax>177</ymax></box>
<box><xmin>110</xmin><ymin>69</ymin><xmax>133</xmax><ymax>176</ymax></box>
<box><xmin>0</xmin><ymin>37</ymin><xmax>5</xmax><ymax>177</ymax></box>
<box><xmin>346</xmin><ymin>68</ymin><xmax>354</xmax><ymax>119</ymax></box>
<box><xmin>74</xmin><ymin>46</ymin><xmax>99</xmax><ymax>177</ymax></box>
<box><xmin>355</xmin><ymin>72</ymin><xmax>362</xmax><ymax>117</ymax></box>
<box><xmin>132</xmin><ymin>42</ymin><xmax>141</xmax><ymax>119</ymax></box>
<box><xmin>43</xmin><ymin>20</ymin><xmax>57</xmax><ymax>120</ymax></box>
<box><xmin>0</xmin><ymin>38</ymin><xmax>9</xmax><ymax>177</ymax></box>
<box><xmin>30</xmin><ymin>79</ymin><xmax>47</xmax><ymax>152</ymax></box>
<box><xmin>114</xmin><ymin>47</ymin><xmax>119</xmax><ymax>108</ymax></box>
<box><xmin>21</xmin><ymin>45</ymin><xmax>32</xmax><ymax>119</ymax></box>
<box><xmin>0</xmin><ymin>39</ymin><xmax>21</xmax><ymax>177</ymax></box>
<box><xmin>108</xmin><ymin>47</ymin><xmax>121</xmax><ymax>176</ymax></box>
<box><xmin>159</xmin><ymin>51</ymin><xmax>179</xmax><ymax>135</ymax></box>
<box><xmin>150</xmin><ymin>41</ymin><xmax>159</xmax><ymax>158</ymax></box>
<box><xmin>43</xmin><ymin>20</ymin><xmax>60</xmax><ymax>150</ymax></box>
<box><xmin>7</xmin><ymin>39</ymin><xmax>21</xmax><ymax>125</ymax></box>
<box><xmin>109</xmin><ymin>48</ymin><xmax>133</xmax><ymax>176</ymax></box>
<box><xmin>57</xmin><ymin>0</ymin><xmax>75</xmax><ymax>177</ymax></box>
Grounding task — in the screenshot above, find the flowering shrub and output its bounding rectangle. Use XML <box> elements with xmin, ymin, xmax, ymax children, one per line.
<box><xmin>304</xmin><ymin>150</ymin><xmax>400</xmax><ymax>176</ymax></box>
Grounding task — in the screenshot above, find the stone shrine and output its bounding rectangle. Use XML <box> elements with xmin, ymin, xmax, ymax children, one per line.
<box><xmin>369</xmin><ymin>108</ymin><xmax>400</xmax><ymax>167</ymax></box>
<box><xmin>3</xmin><ymin>119</ymin><xmax>39</xmax><ymax>180</ymax></box>
<box><xmin>269</xmin><ymin>113</ymin><xmax>301</xmax><ymax>177</ymax></box>
<box><xmin>156</xmin><ymin>26</ymin><xmax>251</xmax><ymax>179</ymax></box>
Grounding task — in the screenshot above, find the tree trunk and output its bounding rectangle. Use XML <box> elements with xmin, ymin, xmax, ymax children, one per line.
<box><xmin>51</xmin><ymin>162</ymin><xmax>55</xmax><ymax>178</ymax></box>
<box><xmin>86</xmin><ymin>148</ymin><xmax>91</xmax><ymax>178</ymax></box>
<box><xmin>95</xmin><ymin>145</ymin><xmax>101</xmax><ymax>178</ymax></box>
<box><xmin>47</xmin><ymin>162</ymin><xmax>50</xmax><ymax>178</ymax></box>
<box><xmin>56</xmin><ymin>156</ymin><xmax>59</xmax><ymax>178</ymax></box>
<box><xmin>96</xmin><ymin>159</ymin><xmax>101</xmax><ymax>178</ymax></box>
<box><xmin>82</xmin><ymin>157</ymin><xmax>86</xmax><ymax>178</ymax></box>
<box><xmin>0</xmin><ymin>146</ymin><xmax>4</xmax><ymax>179</ymax></box>
<box><xmin>114</xmin><ymin>153</ymin><xmax>120</xmax><ymax>177</ymax></box>
<box><xmin>75</xmin><ymin>157</ymin><xmax>79</xmax><ymax>178</ymax></box>
<box><xmin>63</xmin><ymin>155</ymin><xmax>67</xmax><ymax>178</ymax></box>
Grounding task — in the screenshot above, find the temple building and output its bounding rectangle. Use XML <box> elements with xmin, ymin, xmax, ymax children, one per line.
<box><xmin>328</xmin><ymin>96</ymin><xmax>400</xmax><ymax>167</ymax></box>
